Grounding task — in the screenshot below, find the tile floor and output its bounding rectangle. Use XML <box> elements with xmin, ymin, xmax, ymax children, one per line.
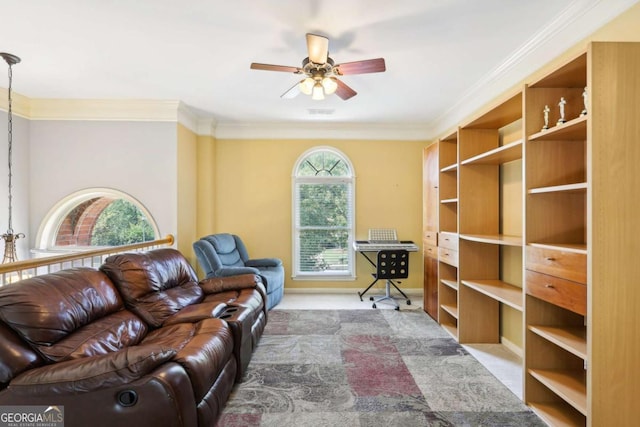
<box><xmin>275</xmin><ymin>290</ymin><xmax>523</xmax><ymax>399</ymax></box>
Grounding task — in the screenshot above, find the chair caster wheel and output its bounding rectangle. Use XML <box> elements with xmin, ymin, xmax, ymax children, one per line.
<box><xmin>372</xmin><ymin>304</ymin><xmax>377</xmax><ymax>309</ymax></box>
<box><xmin>395</xmin><ymin>306</ymin><xmax>400</xmax><ymax>311</ymax></box>
<box><xmin>407</xmin><ymin>300</ymin><xmax>411</xmax><ymax>305</ymax></box>
<box><xmin>369</xmin><ymin>297</ymin><xmax>374</xmax><ymax>301</ymax></box>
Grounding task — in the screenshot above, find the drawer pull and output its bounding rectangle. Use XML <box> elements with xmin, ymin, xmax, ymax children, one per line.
<box><xmin>545</xmin><ymin>257</ymin><xmax>556</xmax><ymax>261</ymax></box>
<box><xmin>545</xmin><ymin>283</ymin><xmax>555</xmax><ymax>288</ymax></box>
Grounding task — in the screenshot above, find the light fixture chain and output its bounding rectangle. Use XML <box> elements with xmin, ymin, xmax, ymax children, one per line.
<box><xmin>6</xmin><ymin>62</ymin><xmax>13</xmax><ymax>234</ymax></box>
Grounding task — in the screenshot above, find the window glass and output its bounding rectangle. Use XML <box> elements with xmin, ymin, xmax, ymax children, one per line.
<box><xmin>293</xmin><ymin>147</ymin><xmax>355</xmax><ymax>279</ymax></box>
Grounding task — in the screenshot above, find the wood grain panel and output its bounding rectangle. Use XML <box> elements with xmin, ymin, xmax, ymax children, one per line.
<box><xmin>526</xmin><ymin>270</ymin><xmax>586</xmax><ymax>316</ymax></box>
<box><xmin>526</xmin><ymin>246</ymin><xmax>587</xmax><ymax>284</ymax></box>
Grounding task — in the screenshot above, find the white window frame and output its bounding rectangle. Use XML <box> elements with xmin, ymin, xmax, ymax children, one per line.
<box><xmin>34</xmin><ymin>188</ymin><xmax>160</xmax><ymax>255</ymax></box>
<box><xmin>292</xmin><ymin>146</ymin><xmax>356</xmax><ymax>280</ymax></box>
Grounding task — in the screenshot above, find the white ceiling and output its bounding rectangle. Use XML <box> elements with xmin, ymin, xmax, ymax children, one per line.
<box><xmin>1</xmin><ymin>0</ymin><xmax>638</xmax><ymax>139</ymax></box>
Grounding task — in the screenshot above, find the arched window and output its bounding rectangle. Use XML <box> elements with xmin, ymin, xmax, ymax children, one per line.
<box><xmin>36</xmin><ymin>188</ymin><xmax>159</xmax><ymax>254</ymax></box>
<box><xmin>292</xmin><ymin>147</ymin><xmax>355</xmax><ymax>280</ymax></box>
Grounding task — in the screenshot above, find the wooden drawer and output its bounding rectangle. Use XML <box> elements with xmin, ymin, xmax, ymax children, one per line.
<box><xmin>424</xmin><ymin>230</ymin><xmax>438</xmax><ymax>246</ymax></box>
<box><xmin>424</xmin><ymin>243</ymin><xmax>438</xmax><ymax>259</ymax></box>
<box><xmin>526</xmin><ymin>270</ymin><xmax>586</xmax><ymax>316</ymax></box>
<box><xmin>526</xmin><ymin>246</ymin><xmax>587</xmax><ymax>284</ymax></box>
<box><xmin>438</xmin><ymin>247</ymin><xmax>458</xmax><ymax>267</ymax></box>
<box><xmin>439</xmin><ymin>232</ymin><xmax>458</xmax><ymax>251</ymax></box>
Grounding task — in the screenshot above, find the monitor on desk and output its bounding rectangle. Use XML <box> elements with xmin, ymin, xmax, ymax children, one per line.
<box><xmin>367</xmin><ymin>228</ymin><xmax>399</xmax><ymax>243</ymax></box>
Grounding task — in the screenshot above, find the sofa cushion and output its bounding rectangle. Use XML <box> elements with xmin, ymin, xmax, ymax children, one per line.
<box><xmin>101</xmin><ymin>249</ymin><xmax>204</xmax><ymax>327</ymax></box>
<box><xmin>0</xmin><ymin>268</ymin><xmax>126</xmax><ymax>346</ymax></box>
<box><xmin>38</xmin><ymin>310</ymin><xmax>147</xmax><ymax>363</ymax></box>
<box><xmin>9</xmin><ymin>344</ymin><xmax>176</xmax><ymax>394</ymax></box>
<box><xmin>0</xmin><ymin>322</ymin><xmax>44</xmax><ymax>387</ymax></box>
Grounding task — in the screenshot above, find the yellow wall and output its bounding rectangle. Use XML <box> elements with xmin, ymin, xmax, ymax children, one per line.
<box><xmin>196</xmin><ymin>134</ymin><xmax>216</xmax><ymax>236</ymax></box>
<box><xmin>177</xmin><ymin>123</ymin><xmax>198</xmax><ymax>265</ymax></box>
<box><xmin>213</xmin><ymin>138</ymin><xmax>428</xmax><ymax>291</ymax></box>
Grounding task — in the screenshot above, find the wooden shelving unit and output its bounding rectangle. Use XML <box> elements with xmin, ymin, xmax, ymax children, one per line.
<box><xmin>422</xmin><ymin>143</ymin><xmax>439</xmax><ymax>320</ymax></box>
<box><xmin>457</xmin><ymin>90</ymin><xmax>524</xmax><ymax>345</ymax></box>
<box><xmin>425</xmin><ymin>41</ymin><xmax>640</xmax><ymax>425</ymax></box>
<box><xmin>524</xmin><ymin>50</ymin><xmax>589</xmax><ymax>426</ymax></box>
<box><xmin>436</xmin><ymin>131</ymin><xmax>459</xmax><ymax>340</ymax></box>
<box><xmin>523</xmin><ymin>44</ymin><xmax>640</xmax><ymax>425</ymax></box>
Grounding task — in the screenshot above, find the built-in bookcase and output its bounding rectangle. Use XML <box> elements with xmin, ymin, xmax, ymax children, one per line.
<box><xmin>425</xmin><ymin>41</ymin><xmax>640</xmax><ymax>426</ymax></box>
<box><xmin>436</xmin><ymin>131</ymin><xmax>459</xmax><ymax>339</ymax></box>
<box><xmin>422</xmin><ymin>143</ymin><xmax>439</xmax><ymax>320</ymax></box>
<box><xmin>523</xmin><ymin>50</ymin><xmax>588</xmax><ymax>427</ymax></box>
<box><xmin>457</xmin><ymin>91</ymin><xmax>524</xmax><ymax>345</ymax></box>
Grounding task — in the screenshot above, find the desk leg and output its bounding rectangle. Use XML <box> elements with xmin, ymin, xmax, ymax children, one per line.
<box><xmin>356</xmin><ymin>251</ymin><xmax>378</xmax><ymax>301</ymax></box>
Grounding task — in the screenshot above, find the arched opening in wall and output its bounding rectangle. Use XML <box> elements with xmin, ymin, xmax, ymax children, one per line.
<box><xmin>35</xmin><ymin>188</ymin><xmax>160</xmax><ymax>255</ymax></box>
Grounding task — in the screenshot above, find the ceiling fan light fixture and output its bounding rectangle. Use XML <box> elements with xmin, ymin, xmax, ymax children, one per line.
<box><xmin>299</xmin><ymin>77</ymin><xmax>314</xmax><ymax>95</ymax></box>
<box><xmin>322</xmin><ymin>77</ymin><xmax>338</xmax><ymax>95</ymax></box>
<box><xmin>311</xmin><ymin>83</ymin><xmax>325</xmax><ymax>100</ymax></box>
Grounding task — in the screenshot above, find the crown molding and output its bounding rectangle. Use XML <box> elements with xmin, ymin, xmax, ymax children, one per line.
<box><xmin>2</xmin><ymin>94</ymin><xmax>426</xmax><ymax>140</ymax></box>
<box><xmin>0</xmin><ymin>88</ymin><xmax>31</xmax><ymax>118</ymax></box>
<box><xmin>214</xmin><ymin>121</ymin><xmax>430</xmax><ymax>141</ymax></box>
<box><xmin>28</xmin><ymin>99</ymin><xmax>182</xmax><ymax>122</ymax></box>
<box><xmin>0</xmin><ymin>96</ymin><xmax>214</xmax><ymax>136</ymax></box>
<box><xmin>196</xmin><ymin>117</ymin><xmax>218</xmax><ymax>137</ymax></box>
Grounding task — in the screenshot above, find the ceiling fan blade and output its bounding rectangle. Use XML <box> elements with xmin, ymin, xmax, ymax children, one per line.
<box><xmin>250</xmin><ymin>63</ymin><xmax>302</xmax><ymax>73</ymax></box>
<box><xmin>334</xmin><ymin>58</ymin><xmax>386</xmax><ymax>75</ymax></box>
<box><xmin>306</xmin><ymin>33</ymin><xmax>329</xmax><ymax>64</ymax></box>
<box><xmin>335</xmin><ymin>79</ymin><xmax>357</xmax><ymax>100</ymax></box>
<box><xmin>281</xmin><ymin>82</ymin><xmax>301</xmax><ymax>99</ymax></box>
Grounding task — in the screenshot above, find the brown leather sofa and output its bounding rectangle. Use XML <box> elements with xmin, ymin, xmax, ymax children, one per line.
<box><xmin>0</xmin><ymin>248</ymin><xmax>267</xmax><ymax>427</ymax></box>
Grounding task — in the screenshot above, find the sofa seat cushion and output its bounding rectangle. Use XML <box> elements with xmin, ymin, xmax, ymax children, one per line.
<box><xmin>101</xmin><ymin>249</ymin><xmax>204</xmax><ymax>328</ymax></box>
<box><xmin>8</xmin><ymin>344</ymin><xmax>176</xmax><ymax>395</ymax></box>
<box><xmin>141</xmin><ymin>318</ymin><xmax>234</xmax><ymax>402</ymax></box>
<box><xmin>38</xmin><ymin>310</ymin><xmax>147</xmax><ymax>363</ymax></box>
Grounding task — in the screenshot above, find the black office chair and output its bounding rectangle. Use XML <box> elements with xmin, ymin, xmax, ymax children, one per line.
<box><xmin>370</xmin><ymin>249</ymin><xmax>411</xmax><ymax>310</ymax></box>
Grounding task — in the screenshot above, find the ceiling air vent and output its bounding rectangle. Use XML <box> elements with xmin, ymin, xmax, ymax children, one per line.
<box><xmin>307</xmin><ymin>108</ymin><xmax>335</xmax><ymax>115</ymax></box>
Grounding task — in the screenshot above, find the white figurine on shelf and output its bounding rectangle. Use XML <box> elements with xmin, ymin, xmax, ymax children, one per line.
<box><xmin>581</xmin><ymin>87</ymin><xmax>588</xmax><ymax>116</ymax></box>
<box><xmin>557</xmin><ymin>97</ymin><xmax>567</xmax><ymax>124</ymax></box>
<box><xmin>542</xmin><ymin>105</ymin><xmax>550</xmax><ymax>131</ymax></box>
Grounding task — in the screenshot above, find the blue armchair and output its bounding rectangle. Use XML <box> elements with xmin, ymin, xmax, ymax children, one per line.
<box><xmin>193</xmin><ymin>233</ymin><xmax>284</xmax><ymax>310</ymax></box>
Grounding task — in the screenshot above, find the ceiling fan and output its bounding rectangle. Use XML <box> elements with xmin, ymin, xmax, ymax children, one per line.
<box><xmin>250</xmin><ymin>33</ymin><xmax>386</xmax><ymax>101</ymax></box>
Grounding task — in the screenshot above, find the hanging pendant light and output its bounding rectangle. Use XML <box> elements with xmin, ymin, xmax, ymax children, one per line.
<box><xmin>1</xmin><ymin>52</ymin><xmax>25</xmax><ymax>263</ymax></box>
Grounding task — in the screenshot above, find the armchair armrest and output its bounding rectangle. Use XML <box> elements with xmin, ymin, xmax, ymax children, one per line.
<box><xmin>9</xmin><ymin>345</ymin><xmax>176</xmax><ymax>395</ymax></box>
<box><xmin>199</xmin><ymin>274</ymin><xmax>263</xmax><ymax>294</ymax></box>
<box><xmin>246</xmin><ymin>258</ymin><xmax>282</xmax><ymax>268</ymax></box>
<box><xmin>217</xmin><ymin>266</ymin><xmax>260</xmax><ymax>276</ymax></box>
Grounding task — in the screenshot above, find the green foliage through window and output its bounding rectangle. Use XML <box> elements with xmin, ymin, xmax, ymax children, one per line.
<box><xmin>91</xmin><ymin>199</ymin><xmax>155</xmax><ymax>246</ymax></box>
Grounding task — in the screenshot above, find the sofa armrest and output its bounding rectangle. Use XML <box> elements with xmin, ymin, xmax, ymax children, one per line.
<box><xmin>162</xmin><ymin>301</ymin><xmax>228</xmax><ymax>326</ymax></box>
<box><xmin>246</xmin><ymin>258</ymin><xmax>282</xmax><ymax>268</ymax></box>
<box><xmin>199</xmin><ymin>274</ymin><xmax>263</xmax><ymax>294</ymax></box>
<box><xmin>217</xmin><ymin>266</ymin><xmax>260</xmax><ymax>276</ymax></box>
<box><xmin>9</xmin><ymin>345</ymin><xmax>176</xmax><ymax>394</ymax></box>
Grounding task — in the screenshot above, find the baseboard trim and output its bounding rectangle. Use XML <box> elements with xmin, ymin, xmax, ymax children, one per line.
<box><xmin>284</xmin><ymin>287</ymin><xmax>423</xmax><ymax>296</ymax></box>
<box><xmin>501</xmin><ymin>336</ymin><xmax>524</xmax><ymax>358</ymax></box>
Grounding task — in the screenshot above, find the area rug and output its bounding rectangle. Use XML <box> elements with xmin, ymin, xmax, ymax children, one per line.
<box><xmin>216</xmin><ymin>309</ymin><xmax>544</xmax><ymax>426</ymax></box>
